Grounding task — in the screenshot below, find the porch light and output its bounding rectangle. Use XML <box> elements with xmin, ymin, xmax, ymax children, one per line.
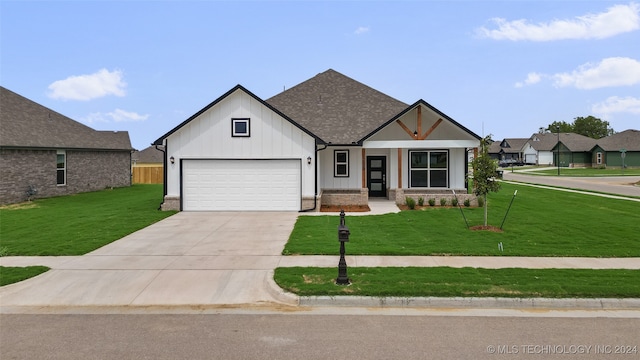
<box><xmin>170</xmin><ymin>156</ymin><xmax>175</xmax><ymax>164</ymax></box>
<box><xmin>307</xmin><ymin>156</ymin><xmax>312</xmax><ymax>165</ymax></box>
<box><xmin>413</xmin><ymin>130</ymin><xmax>418</xmax><ymax>137</ymax></box>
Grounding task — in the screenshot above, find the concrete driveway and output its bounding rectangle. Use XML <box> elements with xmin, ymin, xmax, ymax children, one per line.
<box><xmin>0</xmin><ymin>212</ymin><xmax>299</xmax><ymax>308</ymax></box>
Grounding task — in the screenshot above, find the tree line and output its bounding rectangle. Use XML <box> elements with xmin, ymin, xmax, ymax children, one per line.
<box><xmin>539</xmin><ymin>116</ymin><xmax>614</xmax><ymax>139</ymax></box>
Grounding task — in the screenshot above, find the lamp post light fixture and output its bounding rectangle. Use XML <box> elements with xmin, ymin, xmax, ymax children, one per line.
<box><xmin>556</xmin><ymin>126</ymin><xmax>560</xmax><ymax>176</ymax></box>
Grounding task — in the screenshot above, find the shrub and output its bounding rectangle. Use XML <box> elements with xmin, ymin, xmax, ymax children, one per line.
<box><xmin>477</xmin><ymin>196</ymin><xmax>485</xmax><ymax>207</ymax></box>
<box><xmin>428</xmin><ymin>198</ymin><xmax>436</xmax><ymax>206</ymax></box>
<box><xmin>418</xmin><ymin>197</ymin><xmax>424</xmax><ymax>206</ymax></box>
<box><xmin>440</xmin><ymin>198</ymin><xmax>447</xmax><ymax>206</ymax></box>
<box><xmin>451</xmin><ymin>197</ymin><xmax>459</xmax><ymax>207</ymax></box>
<box><xmin>405</xmin><ymin>196</ymin><xmax>416</xmax><ymax>210</ymax></box>
<box><xmin>464</xmin><ymin>199</ymin><xmax>471</xmax><ymax>207</ymax></box>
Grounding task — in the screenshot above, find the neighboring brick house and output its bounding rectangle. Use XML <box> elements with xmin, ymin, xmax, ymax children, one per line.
<box><xmin>0</xmin><ymin>86</ymin><xmax>133</xmax><ymax>205</ymax></box>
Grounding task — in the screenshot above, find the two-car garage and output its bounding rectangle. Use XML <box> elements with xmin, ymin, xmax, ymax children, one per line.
<box><xmin>181</xmin><ymin>159</ymin><xmax>301</xmax><ymax>211</ymax></box>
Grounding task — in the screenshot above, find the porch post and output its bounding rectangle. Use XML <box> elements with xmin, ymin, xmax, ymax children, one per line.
<box><xmin>397</xmin><ymin>148</ymin><xmax>402</xmax><ymax>189</ymax></box>
<box><xmin>361</xmin><ymin>148</ymin><xmax>366</xmax><ymax>188</ymax></box>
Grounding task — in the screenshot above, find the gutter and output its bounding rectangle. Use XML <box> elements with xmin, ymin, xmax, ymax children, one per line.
<box><xmin>299</xmin><ymin>143</ymin><xmax>328</xmax><ymax>212</ymax></box>
<box><xmin>154</xmin><ymin>144</ymin><xmax>166</xmax><ymax>210</ymax></box>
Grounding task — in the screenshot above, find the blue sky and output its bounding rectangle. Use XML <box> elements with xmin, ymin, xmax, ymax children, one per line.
<box><xmin>2</xmin><ymin>0</ymin><xmax>639</xmax><ymax>150</ymax></box>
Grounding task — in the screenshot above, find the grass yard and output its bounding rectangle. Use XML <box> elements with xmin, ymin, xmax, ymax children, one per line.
<box><xmin>274</xmin><ymin>267</ymin><xmax>640</xmax><ymax>298</ymax></box>
<box><xmin>0</xmin><ymin>184</ymin><xmax>176</xmax><ymax>256</ymax></box>
<box><xmin>523</xmin><ymin>168</ymin><xmax>640</xmax><ymax>177</ymax></box>
<box><xmin>283</xmin><ymin>183</ymin><xmax>640</xmax><ymax>257</ymax></box>
<box><xmin>0</xmin><ymin>266</ymin><xmax>50</xmax><ymax>287</ymax></box>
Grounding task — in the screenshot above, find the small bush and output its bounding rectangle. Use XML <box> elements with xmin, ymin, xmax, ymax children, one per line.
<box><xmin>428</xmin><ymin>198</ymin><xmax>436</xmax><ymax>206</ymax></box>
<box><xmin>405</xmin><ymin>196</ymin><xmax>416</xmax><ymax>210</ymax></box>
<box><xmin>451</xmin><ymin>197</ymin><xmax>459</xmax><ymax>207</ymax></box>
<box><xmin>440</xmin><ymin>198</ymin><xmax>447</xmax><ymax>206</ymax></box>
<box><xmin>464</xmin><ymin>199</ymin><xmax>471</xmax><ymax>207</ymax></box>
<box><xmin>418</xmin><ymin>197</ymin><xmax>424</xmax><ymax>206</ymax></box>
<box><xmin>477</xmin><ymin>196</ymin><xmax>485</xmax><ymax>207</ymax></box>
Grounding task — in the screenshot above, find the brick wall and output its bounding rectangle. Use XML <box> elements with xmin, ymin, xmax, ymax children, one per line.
<box><xmin>0</xmin><ymin>149</ymin><xmax>131</xmax><ymax>205</ymax></box>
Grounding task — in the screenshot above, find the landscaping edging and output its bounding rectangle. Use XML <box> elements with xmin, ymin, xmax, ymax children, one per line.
<box><xmin>298</xmin><ymin>296</ymin><xmax>640</xmax><ymax>310</ymax></box>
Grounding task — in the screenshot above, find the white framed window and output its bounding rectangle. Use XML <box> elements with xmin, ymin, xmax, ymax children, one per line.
<box><xmin>56</xmin><ymin>150</ymin><xmax>66</xmax><ymax>186</ymax></box>
<box><xmin>231</xmin><ymin>118</ymin><xmax>250</xmax><ymax>137</ymax></box>
<box><xmin>409</xmin><ymin>150</ymin><xmax>448</xmax><ymax>188</ymax></box>
<box><xmin>596</xmin><ymin>152</ymin><xmax>603</xmax><ymax>165</ymax></box>
<box><xmin>334</xmin><ymin>150</ymin><xmax>349</xmax><ymax>177</ymax></box>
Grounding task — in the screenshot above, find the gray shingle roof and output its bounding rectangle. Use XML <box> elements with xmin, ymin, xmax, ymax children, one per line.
<box><xmin>132</xmin><ymin>146</ymin><xmax>164</xmax><ymax>163</ymax></box>
<box><xmin>266</xmin><ymin>69</ymin><xmax>409</xmax><ymax>144</ymax></box>
<box><xmin>593</xmin><ymin>129</ymin><xmax>640</xmax><ymax>151</ymax></box>
<box><xmin>0</xmin><ymin>86</ymin><xmax>132</xmax><ymax>151</ymax></box>
<box><xmin>528</xmin><ymin>132</ymin><xmax>596</xmax><ymax>152</ymax></box>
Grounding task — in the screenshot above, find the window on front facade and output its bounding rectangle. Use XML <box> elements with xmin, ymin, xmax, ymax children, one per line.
<box><xmin>409</xmin><ymin>150</ymin><xmax>448</xmax><ymax>188</ymax></box>
<box><xmin>57</xmin><ymin>150</ymin><xmax>66</xmax><ymax>186</ymax></box>
<box><xmin>596</xmin><ymin>152</ymin><xmax>602</xmax><ymax>165</ymax></box>
<box><xmin>334</xmin><ymin>150</ymin><xmax>349</xmax><ymax>177</ymax></box>
<box><xmin>231</xmin><ymin>118</ymin><xmax>250</xmax><ymax>137</ymax></box>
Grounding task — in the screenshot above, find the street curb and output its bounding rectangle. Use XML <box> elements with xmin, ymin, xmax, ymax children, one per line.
<box><xmin>298</xmin><ymin>296</ymin><xmax>640</xmax><ymax>310</ymax></box>
<box><xmin>264</xmin><ymin>270</ymin><xmax>300</xmax><ymax>306</ymax></box>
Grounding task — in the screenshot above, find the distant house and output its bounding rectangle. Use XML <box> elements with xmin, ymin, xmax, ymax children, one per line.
<box><xmin>590</xmin><ymin>129</ymin><xmax>640</xmax><ymax>168</ymax></box>
<box><xmin>523</xmin><ymin>132</ymin><xmax>596</xmax><ymax>167</ymax></box>
<box><xmin>153</xmin><ymin>69</ymin><xmax>480</xmax><ymax>211</ymax></box>
<box><xmin>488</xmin><ymin>138</ymin><xmax>528</xmax><ymax>163</ymax></box>
<box><xmin>131</xmin><ymin>146</ymin><xmax>164</xmax><ymax>184</ymax></box>
<box><xmin>0</xmin><ymin>86</ymin><xmax>133</xmax><ymax>205</ymax></box>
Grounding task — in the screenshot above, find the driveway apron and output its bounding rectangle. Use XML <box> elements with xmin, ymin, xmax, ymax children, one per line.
<box><xmin>0</xmin><ymin>212</ymin><xmax>299</xmax><ymax>307</ymax></box>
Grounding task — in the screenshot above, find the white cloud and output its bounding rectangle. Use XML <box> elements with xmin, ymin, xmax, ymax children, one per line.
<box><xmin>48</xmin><ymin>68</ymin><xmax>127</xmax><ymax>101</ymax></box>
<box><xmin>477</xmin><ymin>3</ymin><xmax>640</xmax><ymax>41</ymax></box>
<box><xmin>515</xmin><ymin>72</ymin><xmax>543</xmax><ymax>88</ymax></box>
<box><xmin>552</xmin><ymin>57</ymin><xmax>640</xmax><ymax>89</ymax></box>
<box><xmin>592</xmin><ymin>96</ymin><xmax>640</xmax><ymax>116</ymax></box>
<box><xmin>83</xmin><ymin>109</ymin><xmax>149</xmax><ymax>124</ymax></box>
<box><xmin>354</xmin><ymin>26</ymin><xmax>370</xmax><ymax>35</ymax></box>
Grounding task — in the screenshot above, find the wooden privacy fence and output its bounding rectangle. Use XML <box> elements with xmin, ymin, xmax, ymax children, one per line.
<box><xmin>133</xmin><ymin>166</ymin><xmax>163</xmax><ymax>184</ymax></box>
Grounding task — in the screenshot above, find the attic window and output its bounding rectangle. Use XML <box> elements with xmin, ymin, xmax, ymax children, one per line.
<box><xmin>231</xmin><ymin>118</ymin><xmax>250</xmax><ymax>137</ymax></box>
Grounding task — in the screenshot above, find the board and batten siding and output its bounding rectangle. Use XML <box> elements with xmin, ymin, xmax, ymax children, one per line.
<box><xmin>163</xmin><ymin>90</ymin><xmax>316</xmax><ymax>200</ymax></box>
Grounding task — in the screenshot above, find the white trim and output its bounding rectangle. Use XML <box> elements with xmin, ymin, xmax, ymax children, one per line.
<box><xmin>363</xmin><ymin>140</ymin><xmax>479</xmax><ymax>149</ymax></box>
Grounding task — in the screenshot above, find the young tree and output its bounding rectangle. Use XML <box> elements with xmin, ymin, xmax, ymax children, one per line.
<box><xmin>471</xmin><ymin>135</ymin><xmax>501</xmax><ymax>226</ymax></box>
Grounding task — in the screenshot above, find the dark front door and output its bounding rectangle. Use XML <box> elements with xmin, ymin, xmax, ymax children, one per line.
<box><xmin>367</xmin><ymin>156</ymin><xmax>386</xmax><ymax>197</ymax></box>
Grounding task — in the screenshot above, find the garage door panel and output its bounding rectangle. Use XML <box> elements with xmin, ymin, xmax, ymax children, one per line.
<box><xmin>182</xmin><ymin>160</ymin><xmax>300</xmax><ymax>211</ymax></box>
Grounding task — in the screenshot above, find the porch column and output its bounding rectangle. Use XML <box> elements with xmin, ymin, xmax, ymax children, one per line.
<box><xmin>397</xmin><ymin>148</ymin><xmax>402</xmax><ymax>189</ymax></box>
<box><xmin>361</xmin><ymin>148</ymin><xmax>366</xmax><ymax>188</ymax></box>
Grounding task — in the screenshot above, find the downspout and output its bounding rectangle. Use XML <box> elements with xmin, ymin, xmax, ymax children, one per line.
<box><xmin>154</xmin><ymin>144</ymin><xmax>166</xmax><ymax>210</ymax></box>
<box><xmin>299</xmin><ymin>143</ymin><xmax>328</xmax><ymax>212</ymax></box>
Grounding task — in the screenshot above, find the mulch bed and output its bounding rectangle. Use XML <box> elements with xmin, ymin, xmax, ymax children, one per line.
<box><xmin>320</xmin><ymin>205</ymin><xmax>371</xmax><ymax>212</ymax></box>
<box><xmin>469</xmin><ymin>225</ymin><xmax>503</xmax><ymax>232</ymax></box>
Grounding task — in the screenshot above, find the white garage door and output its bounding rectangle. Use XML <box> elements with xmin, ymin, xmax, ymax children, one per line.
<box><xmin>182</xmin><ymin>159</ymin><xmax>301</xmax><ymax>211</ymax></box>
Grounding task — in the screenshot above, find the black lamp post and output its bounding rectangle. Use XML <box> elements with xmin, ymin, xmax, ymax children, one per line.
<box><xmin>336</xmin><ymin>210</ymin><xmax>350</xmax><ymax>285</ymax></box>
<box><xmin>556</xmin><ymin>126</ymin><xmax>560</xmax><ymax>176</ymax></box>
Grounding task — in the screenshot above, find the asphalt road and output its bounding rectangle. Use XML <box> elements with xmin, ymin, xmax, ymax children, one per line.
<box><xmin>1</xmin><ymin>312</ymin><xmax>638</xmax><ymax>360</ymax></box>
<box><xmin>503</xmin><ymin>172</ymin><xmax>640</xmax><ymax>198</ymax></box>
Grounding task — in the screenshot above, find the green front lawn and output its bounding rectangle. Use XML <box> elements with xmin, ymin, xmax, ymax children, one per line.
<box><xmin>0</xmin><ymin>266</ymin><xmax>50</xmax><ymax>286</ymax></box>
<box><xmin>284</xmin><ymin>183</ymin><xmax>640</xmax><ymax>257</ymax></box>
<box><xmin>0</xmin><ymin>185</ymin><xmax>176</xmax><ymax>256</ymax></box>
<box><xmin>275</xmin><ymin>267</ymin><xmax>640</xmax><ymax>298</ymax></box>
